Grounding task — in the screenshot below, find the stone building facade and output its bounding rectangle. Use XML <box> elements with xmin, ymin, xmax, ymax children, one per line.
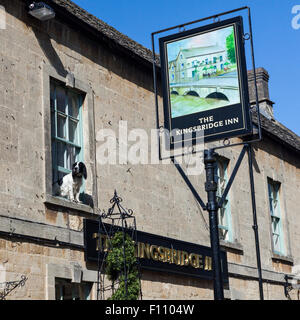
<box><xmin>0</xmin><ymin>0</ymin><xmax>299</xmax><ymax>300</ymax></box>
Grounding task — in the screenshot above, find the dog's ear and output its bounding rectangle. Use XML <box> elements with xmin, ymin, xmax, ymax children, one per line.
<box><xmin>81</xmin><ymin>162</ymin><xmax>87</xmax><ymax>179</ymax></box>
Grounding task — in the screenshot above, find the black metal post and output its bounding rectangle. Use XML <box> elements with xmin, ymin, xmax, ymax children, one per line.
<box><xmin>204</xmin><ymin>149</ymin><xmax>224</xmax><ymax>300</ymax></box>
<box><xmin>121</xmin><ymin>213</ymin><xmax>128</xmax><ymax>298</ymax></box>
<box><xmin>247</xmin><ymin>144</ymin><xmax>264</xmax><ymax>300</ymax></box>
<box><xmin>96</xmin><ymin>215</ymin><xmax>102</xmax><ymax>300</ymax></box>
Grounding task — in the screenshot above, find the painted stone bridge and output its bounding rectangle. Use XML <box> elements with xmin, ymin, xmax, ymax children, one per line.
<box><xmin>170</xmin><ymin>74</ymin><xmax>239</xmax><ymax>102</ymax></box>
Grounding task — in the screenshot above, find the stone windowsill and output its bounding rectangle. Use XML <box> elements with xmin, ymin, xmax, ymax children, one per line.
<box><xmin>271</xmin><ymin>253</ymin><xmax>294</xmax><ymax>265</ymax></box>
<box><xmin>220</xmin><ymin>240</ymin><xmax>244</xmax><ymax>254</ymax></box>
<box><xmin>45</xmin><ymin>194</ymin><xmax>96</xmax><ymax>215</ymax></box>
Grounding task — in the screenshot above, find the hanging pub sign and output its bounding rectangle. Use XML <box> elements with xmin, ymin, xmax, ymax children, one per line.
<box><xmin>159</xmin><ymin>16</ymin><xmax>252</xmax><ymax>148</ymax></box>
<box><xmin>84</xmin><ymin>219</ymin><xmax>229</xmax><ymax>282</ymax></box>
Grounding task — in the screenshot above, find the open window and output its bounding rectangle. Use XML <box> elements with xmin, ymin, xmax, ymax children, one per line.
<box><xmin>50</xmin><ymin>79</ymin><xmax>84</xmax><ymax>195</ymax></box>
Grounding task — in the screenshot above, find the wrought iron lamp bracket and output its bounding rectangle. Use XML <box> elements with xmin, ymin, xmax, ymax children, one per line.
<box><xmin>0</xmin><ymin>275</ymin><xmax>27</xmax><ymax>300</ymax></box>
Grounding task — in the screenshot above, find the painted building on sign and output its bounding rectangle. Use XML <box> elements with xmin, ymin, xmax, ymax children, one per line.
<box><xmin>0</xmin><ymin>0</ymin><xmax>300</xmax><ymax>300</ymax></box>
<box><xmin>169</xmin><ymin>45</ymin><xmax>228</xmax><ymax>84</ymax></box>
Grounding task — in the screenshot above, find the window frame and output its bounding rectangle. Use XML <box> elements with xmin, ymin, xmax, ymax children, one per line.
<box><xmin>55</xmin><ymin>278</ymin><xmax>92</xmax><ymax>300</ymax></box>
<box><xmin>50</xmin><ymin>79</ymin><xmax>84</xmax><ymax>187</ymax></box>
<box><xmin>43</xmin><ymin>65</ymin><xmax>98</xmax><ymax>212</ymax></box>
<box><xmin>46</xmin><ymin>262</ymin><xmax>97</xmax><ymax>300</ymax></box>
<box><xmin>268</xmin><ymin>178</ymin><xmax>285</xmax><ymax>256</ymax></box>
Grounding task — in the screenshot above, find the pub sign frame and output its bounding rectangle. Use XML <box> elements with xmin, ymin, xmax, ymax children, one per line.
<box><xmin>159</xmin><ymin>16</ymin><xmax>252</xmax><ymax>149</ymax></box>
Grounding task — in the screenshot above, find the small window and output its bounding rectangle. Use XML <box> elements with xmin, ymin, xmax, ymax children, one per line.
<box><xmin>220</xmin><ymin>56</ymin><xmax>223</xmax><ymax>62</ymax></box>
<box><xmin>50</xmin><ymin>80</ymin><xmax>84</xmax><ymax>190</ymax></box>
<box><xmin>268</xmin><ymin>178</ymin><xmax>284</xmax><ymax>255</ymax></box>
<box><xmin>55</xmin><ymin>278</ymin><xmax>92</xmax><ymax>300</ymax></box>
<box><xmin>215</xmin><ymin>158</ymin><xmax>232</xmax><ymax>242</ymax></box>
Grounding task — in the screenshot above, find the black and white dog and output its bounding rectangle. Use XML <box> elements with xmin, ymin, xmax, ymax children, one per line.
<box><xmin>54</xmin><ymin>162</ymin><xmax>87</xmax><ymax>203</ymax></box>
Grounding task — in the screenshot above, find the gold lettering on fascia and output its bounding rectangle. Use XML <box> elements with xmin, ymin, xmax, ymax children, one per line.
<box><xmin>93</xmin><ymin>233</ymin><xmax>213</xmax><ymax>271</ymax></box>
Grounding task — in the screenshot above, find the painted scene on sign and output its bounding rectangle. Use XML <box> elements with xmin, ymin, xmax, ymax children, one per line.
<box><xmin>167</xmin><ymin>25</ymin><xmax>241</xmax><ymax>118</ymax></box>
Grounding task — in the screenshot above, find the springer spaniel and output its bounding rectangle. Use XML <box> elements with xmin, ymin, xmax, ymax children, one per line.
<box><xmin>54</xmin><ymin>162</ymin><xmax>87</xmax><ymax>203</ymax></box>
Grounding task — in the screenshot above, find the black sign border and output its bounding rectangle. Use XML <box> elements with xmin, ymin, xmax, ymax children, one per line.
<box><xmin>159</xmin><ymin>16</ymin><xmax>252</xmax><ymax>149</ymax></box>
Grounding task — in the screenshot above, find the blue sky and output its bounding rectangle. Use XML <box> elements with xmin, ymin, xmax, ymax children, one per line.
<box><xmin>73</xmin><ymin>0</ymin><xmax>300</xmax><ymax>136</ymax></box>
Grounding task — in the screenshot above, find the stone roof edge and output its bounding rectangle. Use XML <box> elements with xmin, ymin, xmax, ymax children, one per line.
<box><xmin>252</xmin><ymin>112</ymin><xmax>300</xmax><ymax>154</ymax></box>
<box><xmin>49</xmin><ymin>0</ymin><xmax>156</xmax><ymax>65</ymax></box>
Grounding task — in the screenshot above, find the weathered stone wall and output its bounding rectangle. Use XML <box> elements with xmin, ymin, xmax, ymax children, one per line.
<box><xmin>0</xmin><ymin>0</ymin><xmax>299</xmax><ymax>300</ymax></box>
<box><xmin>0</xmin><ymin>237</ymin><xmax>89</xmax><ymax>300</ymax></box>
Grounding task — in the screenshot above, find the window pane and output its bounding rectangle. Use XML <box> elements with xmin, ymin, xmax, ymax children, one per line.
<box><xmin>51</xmin><ymin>110</ymin><xmax>55</xmax><ymax>137</ymax></box>
<box><xmin>57</xmin><ymin>114</ymin><xmax>67</xmax><ymax>139</ymax></box>
<box><xmin>69</xmin><ymin>119</ymin><xmax>79</xmax><ymax>144</ymax></box>
<box><xmin>56</xmin><ymin>87</ymin><xmax>66</xmax><ymax>113</ymax></box>
<box><xmin>66</xmin><ymin>145</ymin><xmax>80</xmax><ymax>170</ymax></box>
<box><xmin>219</xmin><ymin>228</ymin><xmax>228</xmax><ymax>241</ymax></box>
<box><xmin>57</xmin><ymin>142</ymin><xmax>66</xmax><ymax>168</ymax></box>
<box><xmin>50</xmin><ymin>84</ymin><xmax>55</xmax><ymax>110</ymax></box>
<box><xmin>268</xmin><ymin>180</ymin><xmax>281</xmax><ymax>217</ymax></box>
<box><xmin>55</xmin><ymin>279</ymin><xmax>91</xmax><ymax>300</ymax></box>
<box><xmin>216</xmin><ymin>158</ymin><xmax>230</xmax><ymax>241</ymax></box>
<box><xmin>55</xmin><ymin>284</ymin><xmax>62</xmax><ymax>300</ymax></box>
<box><xmin>57</xmin><ymin>170</ymin><xmax>68</xmax><ymax>183</ymax></box>
<box><xmin>272</xmin><ymin>217</ymin><xmax>280</xmax><ymax>234</ymax></box>
<box><xmin>219</xmin><ymin>207</ymin><xmax>228</xmax><ymax>227</ymax></box>
<box><xmin>273</xmin><ymin>198</ymin><xmax>280</xmax><ymax>217</ymax></box>
<box><xmin>84</xmin><ymin>284</ymin><xmax>92</xmax><ymax>300</ymax></box>
<box><xmin>68</xmin><ymin>92</ymin><xmax>79</xmax><ymax>118</ymax></box>
<box><xmin>72</xmin><ymin>285</ymin><xmax>80</xmax><ymax>300</ymax></box>
<box><xmin>273</xmin><ymin>233</ymin><xmax>280</xmax><ymax>252</ymax></box>
<box><xmin>52</xmin><ymin>139</ymin><xmax>58</xmax><ymax>184</ymax></box>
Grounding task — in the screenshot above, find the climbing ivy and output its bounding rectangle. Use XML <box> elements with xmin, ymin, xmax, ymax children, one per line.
<box><xmin>105</xmin><ymin>231</ymin><xmax>140</xmax><ymax>300</ymax></box>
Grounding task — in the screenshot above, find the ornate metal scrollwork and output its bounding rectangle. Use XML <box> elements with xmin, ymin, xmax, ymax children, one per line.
<box><xmin>101</xmin><ymin>190</ymin><xmax>134</xmax><ymax>219</ymax></box>
<box><xmin>284</xmin><ymin>275</ymin><xmax>300</xmax><ymax>300</ymax></box>
<box><xmin>0</xmin><ymin>275</ymin><xmax>28</xmax><ymax>300</ymax></box>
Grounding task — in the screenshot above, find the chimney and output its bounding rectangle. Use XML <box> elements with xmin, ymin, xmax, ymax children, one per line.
<box><xmin>247</xmin><ymin>68</ymin><xmax>274</xmax><ymax>120</ymax></box>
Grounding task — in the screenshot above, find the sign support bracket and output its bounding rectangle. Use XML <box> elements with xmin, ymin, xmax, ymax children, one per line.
<box><xmin>151</xmin><ymin>6</ymin><xmax>264</xmax><ymax>300</ymax></box>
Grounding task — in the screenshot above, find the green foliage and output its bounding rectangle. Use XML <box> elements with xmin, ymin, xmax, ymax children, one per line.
<box><xmin>226</xmin><ymin>30</ymin><xmax>236</xmax><ymax>64</ymax></box>
<box><xmin>105</xmin><ymin>231</ymin><xmax>140</xmax><ymax>300</ymax></box>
